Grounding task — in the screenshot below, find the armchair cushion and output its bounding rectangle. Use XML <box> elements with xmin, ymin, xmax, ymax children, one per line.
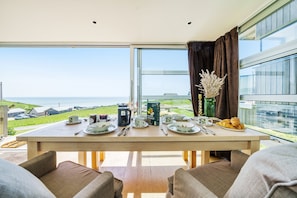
<box><xmin>168</xmin><ymin>160</ymin><xmax>238</xmax><ymax>197</ymax></box>
<box><xmin>73</xmin><ymin>172</ymin><xmax>114</xmax><ymax>198</ymax></box>
<box><xmin>225</xmin><ymin>143</ymin><xmax>297</xmax><ymax>198</ymax></box>
<box><xmin>40</xmin><ymin>160</ymin><xmax>123</xmax><ymax>198</ymax></box>
<box><xmin>172</xmin><ymin>168</ymin><xmax>217</xmax><ymax>198</ymax></box>
<box><xmin>19</xmin><ymin>151</ymin><xmax>123</xmax><ymax>198</ymax></box>
<box><xmin>0</xmin><ymin>158</ymin><xmax>55</xmax><ymax>198</ymax></box>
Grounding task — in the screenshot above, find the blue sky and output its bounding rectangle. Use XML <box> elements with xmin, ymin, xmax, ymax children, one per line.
<box><xmin>0</xmin><ymin>47</ymin><xmax>131</xmax><ymax>97</ymax></box>
<box><xmin>0</xmin><ymin>47</ymin><xmax>190</xmax><ymax>98</ymax></box>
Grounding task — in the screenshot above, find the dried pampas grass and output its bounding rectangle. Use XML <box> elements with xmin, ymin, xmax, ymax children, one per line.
<box><xmin>195</xmin><ymin>69</ymin><xmax>227</xmax><ymax>98</ymax></box>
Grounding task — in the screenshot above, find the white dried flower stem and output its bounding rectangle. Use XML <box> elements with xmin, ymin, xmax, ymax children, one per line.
<box><xmin>195</xmin><ymin>69</ymin><xmax>227</xmax><ymax>98</ymax></box>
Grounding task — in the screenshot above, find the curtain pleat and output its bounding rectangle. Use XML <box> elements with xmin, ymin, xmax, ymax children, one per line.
<box><xmin>187</xmin><ymin>42</ymin><xmax>215</xmax><ymax>116</ymax></box>
<box><xmin>214</xmin><ymin>27</ymin><xmax>239</xmax><ymax>119</ymax></box>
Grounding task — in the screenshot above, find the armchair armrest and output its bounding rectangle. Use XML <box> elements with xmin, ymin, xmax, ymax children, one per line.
<box><xmin>73</xmin><ymin>172</ymin><xmax>114</xmax><ymax>198</ymax></box>
<box><xmin>19</xmin><ymin>151</ymin><xmax>57</xmax><ymax>178</ymax></box>
<box><xmin>173</xmin><ymin>168</ymin><xmax>217</xmax><ymax>198</ymax></box>
<box><xmin>230</xmin><ymin>150</ymin><xmax>249</xmax><ymax>172</ymax></box>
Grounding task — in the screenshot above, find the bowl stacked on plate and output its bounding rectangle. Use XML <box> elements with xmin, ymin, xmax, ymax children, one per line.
<box><xmin>175</xmin><ymin>122</ymin><xmax>195</xmax><ymax>132</ymax></box>
<box><xmin>87</xmin><ymin>122</ymin><xmax>112</xmax><ymax>132</ymax></box>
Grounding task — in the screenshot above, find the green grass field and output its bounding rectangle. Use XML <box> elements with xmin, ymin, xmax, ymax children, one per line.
<box><xmin>2</xmin><ymin>99</ymin><xmax>194</xmax><ymax>134</ymax></box>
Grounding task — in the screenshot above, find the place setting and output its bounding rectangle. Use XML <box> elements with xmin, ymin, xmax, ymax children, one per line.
<box><xmin>132</xmin><ymin>116</ymin><xmax>149</xmax><ymax>129</ymax></box>
<box><xmin>66</xmin><ymin>115</ymin><xmax>82</xmax><ymax>125</ymax></box>
<box><xmin>167</xmin><ymin>122</ymin><xmax>201</xmax><ymax>134</ymax></box>
<box><xmin>83</xmin><ymin>121</ymin><xmax>118</xmax><ymax>135</ymax></box>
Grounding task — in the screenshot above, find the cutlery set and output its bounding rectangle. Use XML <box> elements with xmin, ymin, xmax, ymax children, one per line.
<box><xmin>117</xmin><ymin>126</ymin><xmax>130</xmax><ymax>136</ymax></box>
<box><xmin>201</xmin><ymin>126</ymin><xmax>216</xmax><ymax>136</ymax></box>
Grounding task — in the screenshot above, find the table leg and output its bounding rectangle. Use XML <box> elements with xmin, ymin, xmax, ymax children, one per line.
<box><xmin>78</xmin><ymin>151</ymin><xmax>87</xmax><ymax>166</ymax></box>
<box><xmin>91</xmin><ymin>151</ymin><xmax>98</xmax><ymax>169</ymax></box>
<box><xmin>201</xmin><ymin>151</ymin><xmax>210</xmax><ymax>165</ymax></box>
<box><xmin>183</xmin><ymin>151</ymin><xmax>188</xmax><ymax>161</ymax></box>
<box><xmin>190</xmin><ymin>151</ymin><xmax>196</xmax><ymax>168</ymax></box>
<box><xmin>99</xmin><ymin>151</ymin><xmax>105</xmax><ymax>161</ymax></box>
<box><xmin>27</xmin><ymin>141</ymin><xmax>40</xmax><ymax>160</ymax></box>
<box><xmin>250</xmin><ymin>140</ymin><xmax>260</xmax><ymax>154</ymax></box>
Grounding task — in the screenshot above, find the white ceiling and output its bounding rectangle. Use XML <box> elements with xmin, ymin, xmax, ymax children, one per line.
<box><xmin>0</xmin><ymin>0</ymin><xmax>273</xmax><ymax>45</ymax></box>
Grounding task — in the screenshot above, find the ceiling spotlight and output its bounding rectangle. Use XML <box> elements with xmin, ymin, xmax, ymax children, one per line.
<box><xmin>187</xmin><ymin>21</ymin><xmax>192</xmax><ymax>25</ymax></box>
<box><xmin>92</xmin><ymin>21</ymin><xmax>97</xmax><ymax>24</ymax></box>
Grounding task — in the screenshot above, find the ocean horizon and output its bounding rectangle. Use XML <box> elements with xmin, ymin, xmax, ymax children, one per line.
<box><xmin>4</xmin><ymin>97</ymin><xmax>129</xmax><ymax>108</ymax></box>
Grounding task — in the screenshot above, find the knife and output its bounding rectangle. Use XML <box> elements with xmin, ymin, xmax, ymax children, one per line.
<box><xmin>117</xmin><ymin>127</ymin><xmax>125</xmax><ymax>136</ymax></box>
<box><xmin>161</xmin><ymin>126</ymin><xmax>168</xmax><ymax>136</ymax></box>
<box><xmin>123</xmin><ymin>126</ymin><xmax>130</xmax><ymax>136</ymax></box>
<box><xmin>202</xmin><ymin>126</ymin><xmax>216</xmax><ymax>136</ymax></box>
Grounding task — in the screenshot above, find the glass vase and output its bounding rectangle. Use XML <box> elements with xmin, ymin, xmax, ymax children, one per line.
<box><xmin>204</xmin><ymin>97</ymin><xmax>216</xmax><ymax>117</ymax></box>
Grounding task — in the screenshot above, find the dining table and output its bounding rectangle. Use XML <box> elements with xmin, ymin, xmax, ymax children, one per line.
<box><xmin>16</xmin><ymin>118</ymin><xmax>270</xmax><ymax>169</ymax></box>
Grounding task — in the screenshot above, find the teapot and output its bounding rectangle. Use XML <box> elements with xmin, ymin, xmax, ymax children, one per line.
<box><xmin>117</xmin><ymin>104</ymin><xmax>131</xmax><ymax>126</ymax></box>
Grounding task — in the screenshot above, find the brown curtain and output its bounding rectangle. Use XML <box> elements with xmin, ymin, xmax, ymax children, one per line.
<box><xmin>214</xmin><ymin>27</ymin><xmax>239</xmax><ymax>119</ymax></box>
<box><xmin>187</xmin><ymin>42</ymin><xmax>215</xmax><ymax>116</ymax></box>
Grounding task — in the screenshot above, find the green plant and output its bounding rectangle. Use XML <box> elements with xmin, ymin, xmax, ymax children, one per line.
<box><xmin>8</xmin><ymin>127</ymin><xmax>16</xmax><ymax>136</ymax></box>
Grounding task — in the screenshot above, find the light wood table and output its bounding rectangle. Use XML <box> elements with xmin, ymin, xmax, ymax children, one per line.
<box><xmin>17</xmin><ymin>120</ymin><xmax>270</xmax><ymax>169</ymax></box>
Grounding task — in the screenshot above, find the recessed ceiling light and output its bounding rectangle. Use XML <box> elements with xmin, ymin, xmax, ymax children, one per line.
<box><xmin>187</xmin><ymin>21</ymin><xmax>192</xmax><ymax>25</ymax></box>
<box><xmin>92</xmin><ymin>21</ymin><xmax>97</xmax><ymax>24</ymax></box>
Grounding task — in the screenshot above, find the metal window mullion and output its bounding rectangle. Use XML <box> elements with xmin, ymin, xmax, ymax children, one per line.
<box><xmin>137</xmin><ymin>49</ymin><xmax>142</xmax><ymax>115</ymax></box>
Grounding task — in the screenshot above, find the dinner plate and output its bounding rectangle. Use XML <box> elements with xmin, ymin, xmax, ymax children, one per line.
<box><xmin>167</xmin><ymin>123</ymin><xmax>201</xmax><ymax>134</ymax></box>
<box><xmin>216</xmin><ymin>124</ymin><xmax>245</xmax><ymax>132</ymax></box>
<box><xmin>83</xmin><ymin>125</ymin><xmax>118</xmax><ymax>135</ymax></box>
<box><xmin>132</xmin><ymin>122</ymin><xmax>149</xmax><ymax>129</ymax></box>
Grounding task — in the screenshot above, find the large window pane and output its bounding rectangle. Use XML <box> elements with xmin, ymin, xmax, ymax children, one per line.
<box><xmin>240</xmin><ymin>54</ymin><xmax>297</xmax><ymax>95</ymax></box>
<box><xmin>142</xmin><ymin>75</ymin><xmax>190</xmax><ymax>96</ymax></box>
<box><xmin>239</xmin><ymin>0</ymin><xmax>297</xmax><ymax>142</ymax></box>
<box><xmin>135</xmin><ymin>48</ymin><xmax>193</xmax><ymax>117</ymax></box>
<box><xmin>0</xmin><ymin>47</ymin><xmax>130</xmax><ymax>108</ymax></box>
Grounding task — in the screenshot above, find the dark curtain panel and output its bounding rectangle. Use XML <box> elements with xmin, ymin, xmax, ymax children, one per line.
<box><xmin>187</xmin><ymin>42</ymin><xmax>215</xmax><ymax>116</ymax></box>
<box><xmin>214</xmin><ymin>27</ymin><xmax>239</xmax><ymax>119</ymax></box>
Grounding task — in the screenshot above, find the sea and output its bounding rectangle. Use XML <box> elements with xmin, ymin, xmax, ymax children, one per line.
<box><xmin>4</xmin><ymin>97</ymin><xmax>129</xmax><ymax>108</ymax></box>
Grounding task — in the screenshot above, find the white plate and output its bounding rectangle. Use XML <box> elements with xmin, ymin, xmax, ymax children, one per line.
<box><xmin>167</xmin><ymin>123</ymin><xmax>201</xmax><ymax>134</ymax></box>
<box><xmin>83</xmin><ymin>125</ymin><xmax>118</xmax><ymax>135</ymax></box>
<box><xmin>66</xmin><ymin>120</ymin><xmax>82</xmax><ymax>125</ymax></box>
<box><xmin>216</xmin><ymin>124</ymin><xmax>245</xmax><ymax>132</ymax></box>
<box><xmin>132</xmin><ymin>122</ymin><xmax>149</xmax><ymax>129</ymax></box>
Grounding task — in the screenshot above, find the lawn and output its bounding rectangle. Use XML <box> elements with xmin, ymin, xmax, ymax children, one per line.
<box><xmin>3</xmin><ymin>99</ymin><xmax>194</xmax><ymax>134</ymax></box>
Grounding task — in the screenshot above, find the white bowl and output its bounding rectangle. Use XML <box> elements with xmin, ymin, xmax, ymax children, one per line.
<box><xmin>175</xmin><ymin>122</ymin><xmax>194</xmax><ymax>132</ymax></box>
<box><xmin>87</xmin><ymin>122</ymin><xmax>111</xmax><ymax>132</ymax></box>
<box><xmin>172</xmin><ymin>114</ymin><xmax>185</xmax><ymax>121</ymax></box>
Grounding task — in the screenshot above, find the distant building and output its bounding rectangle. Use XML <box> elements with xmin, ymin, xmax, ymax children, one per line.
<box><xmin>29</xmin><ymin>107</ymin><xmax>53</xmax><ymax>117</ymax></box>
<box><xmin>8</xmin><ymin>108</ymin><xmax>26</xmax><ymax>117</ymax></box>
<box><xmin>29</xmin><ymin>106</ymin><xmax>72</xmax><ymax>117</ymax></box>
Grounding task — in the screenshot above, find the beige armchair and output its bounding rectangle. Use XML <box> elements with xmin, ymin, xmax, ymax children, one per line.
<box><xmin>167</xmin><ymin>143</ymin><xmax>297</xmax><ymax>198</ymax></box>
<box><xmin>0</xmin><ymin>151</ymin><xmax>123</xmax><ymax>198</ymax></box>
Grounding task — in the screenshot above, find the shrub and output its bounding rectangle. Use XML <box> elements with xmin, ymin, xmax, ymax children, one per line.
<box><xmin>8</xmin><ymin>127</ymin><xmax>16</xmax><ymax>136</ymax></box>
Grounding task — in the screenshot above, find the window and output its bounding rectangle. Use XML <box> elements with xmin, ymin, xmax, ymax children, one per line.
<box><xmin>0</xmin><ymin>47</ymin><xmax>130</xmax><ymax>111</ymax></box>
<box><xmin>132</xmin><ymin>47</ymin><xmax>193</xmax><ymax>117</ymax></box>
<box><xmin>239</xmin><ymin>0</ymin><xmax>297</xmax><ymax>142</ymax></box>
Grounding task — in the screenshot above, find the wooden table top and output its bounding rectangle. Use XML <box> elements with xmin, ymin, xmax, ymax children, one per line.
<box><xmin>17</xmin><ymin>119</ymin><xmax>270</xmax><ymax>143</ymax></box>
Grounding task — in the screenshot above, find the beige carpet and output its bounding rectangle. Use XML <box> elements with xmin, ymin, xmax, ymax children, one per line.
<box><xmin>0</xmin><ymin>151</ymin><xmax>27</xmax><ymax>164</ymax></box>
